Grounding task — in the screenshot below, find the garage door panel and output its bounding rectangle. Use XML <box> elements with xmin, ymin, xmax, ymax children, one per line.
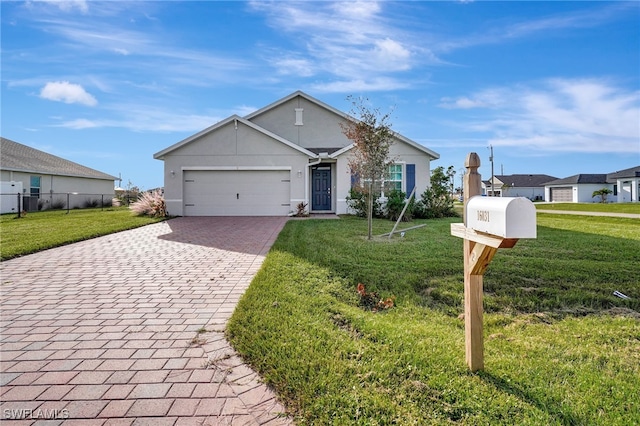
<box><xmin>183</xmin><ymin>170</ymin><xmax>290</xmax><ymax>216</ymax></box>
<box><xmin>550</xmin><ymin>187</ymin><xmax>572</xmax><ymax>202</ymax></box>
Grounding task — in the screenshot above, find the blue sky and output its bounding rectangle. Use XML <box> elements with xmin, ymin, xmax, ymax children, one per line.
<box><xmin>2</xmin><ymin>0</ymin><xmax>639</xmax><ymax>191</ymax></box>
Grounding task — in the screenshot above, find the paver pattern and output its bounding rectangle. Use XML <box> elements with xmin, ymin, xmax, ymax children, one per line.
<box><xmin>0</xmin><ymin>217</ymin><xmax>293</xmax><ymax>425</ymax></box>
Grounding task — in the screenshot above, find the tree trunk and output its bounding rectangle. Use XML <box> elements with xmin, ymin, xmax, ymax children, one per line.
<box><xmin>367</xmin><ymin>181</ymin><xmax>373</xmax><ymax>240</ymax></box>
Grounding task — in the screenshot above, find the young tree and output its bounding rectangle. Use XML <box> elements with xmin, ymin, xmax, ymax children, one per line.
<box><xmin>341</xmin><ymin>96</ymin><xmax>395</xmax><ymax>240</ymax></box>
<box><xmin>592</xmin><ymin>187</ymin><xmax>613</xmax><ymax>203</ymax></box>
<box><xmin>418</xmin><ymin>165</ymin><xmax>457</xmax><ymax>218</ymax></box>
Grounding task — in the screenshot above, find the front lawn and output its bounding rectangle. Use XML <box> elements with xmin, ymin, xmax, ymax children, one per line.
<box><xmin>535</xmin><ymin>202</ymin><xmax>640</xmax><ymax>214</ymax></box>
<box><xmin>227</xmin><ymin>214</ymin><xmax>640</xmax><ymax>425</ymax></box>
<box><xmin>0</xmin><ymin>207</ymin><xmax>166</xmax><ymax>260</ymax></box>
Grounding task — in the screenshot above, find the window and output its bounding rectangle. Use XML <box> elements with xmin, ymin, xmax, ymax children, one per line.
<box><xmin>30</xmin><ymin>176</ymin><xmax>41</xmax><ymax>198</ymax></box>
<box><xmin>387</xmin><ymin>164</ymin><xmax>402</xmax><ymax>192</ymax></box>
<box><xmin>351</xmin><ymin>163</ymin><xmax>407</xmax><ymax>197</ymax></box>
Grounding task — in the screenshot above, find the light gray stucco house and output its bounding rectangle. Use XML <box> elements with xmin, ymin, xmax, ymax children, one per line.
<box><xmin>154</xmin><ymin>91</ymin><xmax>440</xmax><ymax>216</ymax></box>
<box><xmin>0</xmin><ymin>137</ymin><xmax>117</xmax><ymax>213</ymax></box>
<box><xmin>482</xmin><ymin>174</ymin><xmax>558</xmax><ymax>200</ymax></box>
<box><xmin>544</xmin><ymin>165</ymin><xmax>640</xmax><ymax>203</ymax></box>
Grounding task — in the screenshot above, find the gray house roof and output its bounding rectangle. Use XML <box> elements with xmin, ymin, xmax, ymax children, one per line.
<box><xmin>245</xmin><ymin>90</ymin><xmax>440</xmax><ymax>160</ymax></box>
<box><xmin>544</xmin><ymin>174</ymin><xmax>608</xmax><ymax>186</ymax></box>
<box><xmin>607</xmin><ymin>165</ymin><xmax>640</xmax><ymax>182</ymax></box>
<box><xmin>1</xmin><ymin>137</ymin><xmax>117</xmax><ymax>180</ymax></box>
<box><xmin>543</xmin><ymin>166</ymin><xmax>640</xmax><ymax>186</ymax></box>
<box><xmin>486</xmin><ymin>174</ymin><xmax>558</xmax><ymax>188</ymax></box>
<box><xmin>153</xmin><ymin>115</ymin><xmax>317</xmax><ymax>160</ymax></box>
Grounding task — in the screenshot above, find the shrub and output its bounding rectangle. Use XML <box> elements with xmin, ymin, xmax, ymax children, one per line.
<box><xmin>384</xmin><ymin>189</ymin><xmax>414</xmax><ymax>222</ymax></box>
<box><xmin>83</xmin><ymin>198</ymin><xmax>99</xmax><ymax>208</ymax></box>
<box><xmin>129</xmin><ymin>189</ymin><xmax>166</xmax><ymax>217</ymax></box>
<box><xmin>414</xmin><ymin>166</ymin><xmax>458</xmax><ymax>219</ymax></box>
<box><xmin>346</xmin><ymin>187</ymin><xmax>382</xmax><ymax>218</ymax></box>
<box><xmin>111</xmin><ymin>198</ymin><xmax>121</xmax><ymax>207</ymax></box>
<box><xmin>294</xmin><ymin>202</ymin><xmax>308</xmax><ymax>217</ymax></box>
<box><xmin>50</xmin><ymin>198</ymin><xmax>66</xmax><ymax>210</ymax></box>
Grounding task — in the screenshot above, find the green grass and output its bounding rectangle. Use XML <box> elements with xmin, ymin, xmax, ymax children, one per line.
<box><xmin>536</xmin><ymin>202</ymin><xmax>640</xmax><ymax>214</ymax></box>
<box><xmin>0</xmin><ymin>207</ymin><xmax>165</xmax><ymax>260</ymax></box>
<box><xmin>227</xmin><ymin>214</ymin><xmax>640</xmax><ymax>425</ymax></box>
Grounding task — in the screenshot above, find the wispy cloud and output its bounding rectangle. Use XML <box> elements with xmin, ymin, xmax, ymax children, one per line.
<box><xmin>53</xmin><ymin>105</ymin><xmax>222</xmax><ymax>133</ymax></box>
<box><xmin>437</xmin><ymin>2</ymin><xmax>634</xmax><ymax>52</ymax></box>
<box><xmin>442</xmin><ymin>78</ymin><xmax>640</xmax><ymax>154</ymax></box>
<box><xmin>40</xmin><ymin>81</ymin><xmax>97</xmax><ymax>106</ymax></box>
<box><xmin>28</xmin><ymin>0</ymin><xmax>89</xmax><ymax>14</ymax></box>
<box><xmin>250</xmin><ymin>1</ymin><xmax>428</xmax><ymax>92</ymax></box>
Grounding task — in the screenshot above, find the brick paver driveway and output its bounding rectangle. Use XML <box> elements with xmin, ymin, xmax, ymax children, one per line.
<box><xmin>0</xmin><ymin>217</ymin><xmax>292</xmax><ymax>425</ymax></box>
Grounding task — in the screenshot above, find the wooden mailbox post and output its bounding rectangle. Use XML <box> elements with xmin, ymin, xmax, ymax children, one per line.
<box><xmin>451</xmin><ymin>153</ymin><xmax>537</xmax><ymax>371</ymax></box>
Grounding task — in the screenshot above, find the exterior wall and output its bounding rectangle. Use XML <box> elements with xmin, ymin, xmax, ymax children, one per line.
<box><xmin>616</xmin><ymin>179</ymin><xmax>640</xmax><ymax>202</ymax></box>
<box><xmin>249</xmin><ymin>97</ymin><xmax>352</xmax><ymax>150</ymax></box>
<box><xmin>162</xmin><ymin>120</ymin><xmax>309</xmax><ymax>216</ymax></box>
<box><xmin>502</xmin><ymin>186</ymin><xmax>545</xmax><ymax>200</ymax></box>
<box><xmin>577</xmin><ymin>183</ymin><xmax>613</xmax><ymax>202</ymax></box>
<box><xmin>334</xmin><ymin>142</ymin><xmax>432</xmax><ymax>215</ymax></box>
<box><xmin>0</xmin><ymin>170</ymin><xmax>114</xmax><ymax>210</ymax></box>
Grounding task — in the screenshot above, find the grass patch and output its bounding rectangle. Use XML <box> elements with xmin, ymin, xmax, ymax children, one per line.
<box><xmin>536</xmin><ymin>202</ymin><xmax>640</xmax><ymax>214</ymax></box>
<box><xmin>0</xmin><ymin>207</ymin><xmax>166</xmax><ymax>260</ymax></box>
<box><xmin>227</xmin><ymin>215</ymin><xmax>640</xmax><ymax>424</ymax></box>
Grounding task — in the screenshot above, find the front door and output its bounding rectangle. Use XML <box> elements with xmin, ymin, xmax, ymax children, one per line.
<box><xmin>312</xmin><ymin>166</ymin><xmax>331</xmax><ymax>211</ymax></box>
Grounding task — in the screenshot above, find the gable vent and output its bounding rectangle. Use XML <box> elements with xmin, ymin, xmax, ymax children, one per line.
<box><xmin>295</xmin><ymin>108</ymin><xmax>303</xmax><ymax>126</ymax></box>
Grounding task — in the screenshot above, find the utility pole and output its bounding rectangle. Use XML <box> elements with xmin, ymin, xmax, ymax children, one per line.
<box><xmin>488</xmin><ymin>145</ymin><xmax>494</xmax><ymax>196</ymax></box>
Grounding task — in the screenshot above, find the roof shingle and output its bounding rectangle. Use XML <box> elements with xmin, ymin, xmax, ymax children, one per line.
<box><xmin>1</xmin><ymin>137</ymin><xmax>116</xmax><ymax>181</ymax></box>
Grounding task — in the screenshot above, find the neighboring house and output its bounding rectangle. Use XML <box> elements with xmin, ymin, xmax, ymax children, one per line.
<box><xmin>154</xmin><ymin>91</ymin><xmax>440</xmax><ymax>216</ymax></box>
<box><xmin>482</xmin><ymin>174</ymin><xmax>557</xmax><ymax>200</ymax></box>
<box><xmin>0</xmin><ymin>137</ymin><xmax>117</xmax><ymax>213</ymax></box>
<box><xmin>544</xmin><ymin>165</ymin><xmax>640</xmax><ymax>203</ymax></box>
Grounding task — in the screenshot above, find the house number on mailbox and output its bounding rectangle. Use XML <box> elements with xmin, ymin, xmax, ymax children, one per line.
<box><xmin>477</xmin><ymin>210</ymin><xmax>490</xmax><ymax>222</ymax></box>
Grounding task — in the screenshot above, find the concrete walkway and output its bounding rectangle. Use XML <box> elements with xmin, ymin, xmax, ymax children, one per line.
<box><xmin>537</xmin><ymin>209</ymin><xmax>640</xmax><ymax>219</ymax></box>
<box><xmin>0</xmin><ymin>217</ymin><xmax>293</xmax><ymax>425</ymax></box>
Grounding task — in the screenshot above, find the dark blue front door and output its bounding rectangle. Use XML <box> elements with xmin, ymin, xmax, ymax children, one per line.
<box><xmin>312</xmin><ymin>167</ymin><xmax>331</xmax><ymax>211</ymax></box>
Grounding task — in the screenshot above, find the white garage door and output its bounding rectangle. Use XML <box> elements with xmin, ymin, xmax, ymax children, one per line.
<box><xmin>183</xmin><ymin>170</ymin><xmax>291</xmax><ymax>216</ymax></box>
<box><xmin>550</xmin><ymin>187</ymin><xmax>573</xmax><ymax>202</ymax></box>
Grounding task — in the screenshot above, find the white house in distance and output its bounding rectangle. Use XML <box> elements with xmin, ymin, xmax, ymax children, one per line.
<box><xmin>0</xmin><ymin>137</ymin><xmax>117</xmax><ymax>213</ymax></box>
<box><xmin>482</xmin><ymin>174</ymin><xmax>557</xmax><ymax>200</ymax></box>
<box><xmin>544</xmin><ymin>165</ymin><xmax>640</xmax><ymax>203</ymax></box>
<box><xmin>154</xmin><ymin>91</ymin><xmax>440</xmax><ymax>216</ymax></box>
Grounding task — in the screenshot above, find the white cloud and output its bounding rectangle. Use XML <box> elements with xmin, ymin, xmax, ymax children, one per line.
<box><xmin>40</xmin><ymin>81</ymin><xmax>97</xmax><ymax>106</ymax></box>
<box><xmin>273</xmin><ymin>58</ymin><xmax>315</xmax><ymax>77</ymax></box>
<box><xmin>54</xmin><ymin>105</ymin><xmax>221</xmax><ymax>133</ymax></box>
<box><xmin>439</xmin><ymin>97</ymin><xmax>486</xmax><ymax>109</ymax></box>
<box><xmin>312</xmin><ymin>77</ymin><xmax>410</xmax><ymax>93</ymax></box>
<box><xmin>252</xmin><ymin>1</ymin><xmax>422</xmax><ymax>91</ymax></box>
<box><xmin>443</xmin><ymin>78</ymin><xmax>639</xmax><ymax>154</ymax></box>
<box><xmin>28</xmin><ymin>0</ymin><xmax>89</xmax><ymax>13</ymax></box>
<box><xmin>57</xmin><ymin>118</ymin><xmax>98</xmax><ymax>129</ymax></box>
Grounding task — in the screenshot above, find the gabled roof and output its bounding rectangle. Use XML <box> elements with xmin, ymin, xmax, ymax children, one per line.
<box><xmin>607</xmin><ymin>165</ymin><xmax>640</xmax><ymax>181</ymax></box>
<box><xmin>1</xmin><ymin>137</ymin><xmax>117</xmax><ymax>180</ymax></box>
<box><xmin>153</xmin><ymin>115</ymin><xmax>317</xmax><ymax>159</ymax></box>
<box><xmin>485</xmin><ymin>174</ymin><xmax>558</xmax><ymax>188</ymax></box>
<box><xmin>245</xmin><ymin>91</ymin><xmax>440</xmax><ymax>160</ymax></box>
<box><xmin>544</xmin><ymin>174</ymin><xmax>608</xmax><ymax>186</ymax></box>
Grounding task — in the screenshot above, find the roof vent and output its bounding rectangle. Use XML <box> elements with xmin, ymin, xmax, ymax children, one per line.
<box><xmin>295</xmin><ymin>108</ymin><xmax>303</xmax><ymax>126</ymax></box>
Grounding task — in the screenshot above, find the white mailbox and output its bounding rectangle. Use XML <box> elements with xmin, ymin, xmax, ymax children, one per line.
<box><xmin>466</xmin><ymin>196</ymin><xmax>536</xmax><ymax>239</ymax></box>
